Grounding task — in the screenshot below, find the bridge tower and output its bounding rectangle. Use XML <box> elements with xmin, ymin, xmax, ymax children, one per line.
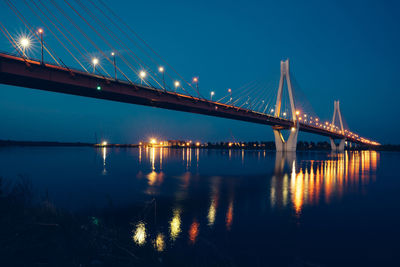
<box><xmin>330</xmin><ymin>100</ymin><xmax>346</xmax><ymax>151</ymax></box>
<box><xmin>273</xmin><ymin>59</ymin><xmax>299</xmax><ymax>152</ymax></box>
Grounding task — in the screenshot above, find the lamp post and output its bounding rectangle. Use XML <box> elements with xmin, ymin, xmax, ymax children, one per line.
<box><xmin>111</xmin><ymin>52</ymin><xmax>117</xmax><ymax>80</ymax></box>
<box><xmin>92</xmin><ymin>58</ymin><xmax>99</xmax><ymax>73</ymax></box>
<box><xmin>139</xmin><ymin>71</ymin><xmax>146</xmax><ymax>85</ymax></box>
<box><xmin>174</xmin><ymin>81</ymin><xmax>180</xmax><ymax>92</ymax></box>
<box><xmin>159</xmin><ymin>66</ymin><xmax>165</xmax><ymax>90</ymax></box>
<box><xmin>38</xmin><ymin>29</ymin><xmax>44</xmax><ymax>65</ymax></box>
<box><xmin>19</xmin><ymin>37</ymin><xmax>30</xmax><ymax>58</ymax></box>
<box><xmin>210</xmin><ymin>91</ymin><xmax>215</xmax><ymax>101</ymax></box>
<box><xmin>193</xmin><ymin>77</ymin><xmax>199</xmax><ymax>97</ymax></box>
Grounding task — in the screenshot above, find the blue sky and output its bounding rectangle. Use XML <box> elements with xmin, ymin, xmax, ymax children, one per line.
<box><xmin>0</xmin><ymin>0</ymin><xmax>399</xmax><ymax>144</ymax></box>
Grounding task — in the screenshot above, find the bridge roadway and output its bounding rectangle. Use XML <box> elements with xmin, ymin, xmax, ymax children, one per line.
<box><xmin>0</xmin><ymin>53</ymin><xmax>365</xmax><ymax>145</ymax></box>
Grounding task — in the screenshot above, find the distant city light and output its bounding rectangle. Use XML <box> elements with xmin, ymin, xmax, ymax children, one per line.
<box><xmin>101</xmin><ymin>141</ymin><xmax>107</xmax><ymax>146</ymax></box>
<box><xmin>150</xmin><ymin>138</ymin><xmax>157</xmax><ymax>144</ymax></box>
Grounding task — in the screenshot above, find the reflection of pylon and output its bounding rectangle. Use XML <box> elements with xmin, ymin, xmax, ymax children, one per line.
<box><xmin>273</xmin><ymin>59</ymin><xmax>299</xmax><ymax>151</ymax></box>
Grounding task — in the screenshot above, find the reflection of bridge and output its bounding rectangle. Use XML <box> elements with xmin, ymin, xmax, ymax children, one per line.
<box><xmin>119</xmin><ymin>146</ymin><xmax>379</xmax><ymax>247</ymax></box>
<box><xmin>0</xmin><ymin>0</ymin><xmax>379</xmax><ymax>151</ymax></box>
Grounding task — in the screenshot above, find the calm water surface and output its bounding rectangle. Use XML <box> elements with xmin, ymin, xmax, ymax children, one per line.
<box><xmin>0</xmin><ymin>147</ymin><xmax>399</xmax><ymax>266</ymax></box>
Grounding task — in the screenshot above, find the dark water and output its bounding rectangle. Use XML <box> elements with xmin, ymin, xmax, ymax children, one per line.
<box><xmin>0</xmin><ymin>147</ymin><xmax>399</xmax><ymax>266</ymax></box>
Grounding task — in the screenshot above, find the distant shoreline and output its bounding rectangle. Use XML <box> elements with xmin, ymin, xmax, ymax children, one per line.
<box><xmin>0</xmin><ymin>140</ymin><xmax>94</xmax><ymax>147</ymax></box>
<box><xmin>0</xmin><ymin>140</ymin><xmax>140</xmax><ymax>148</ymax></box>
<box><xmin>1</xmin><ymin>139</ymin><xmax>399</xmax><ymax>151</ymax></box>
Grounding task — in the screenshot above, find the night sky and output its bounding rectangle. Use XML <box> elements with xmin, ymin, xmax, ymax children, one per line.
<box><xmin>0</xmin><ymin>0</ymin><xmax>399</xmax><ymax>144</ymax></box>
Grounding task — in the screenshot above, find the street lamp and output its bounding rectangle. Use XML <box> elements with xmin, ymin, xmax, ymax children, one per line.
<box><xmin>174</xmin><ymin>81</ymin><xmax>180</xmax><ymax>92</ymax></box>
<box><xmin>228</xmin><ymin>88</ymin><xmax>232</xmax><ymax>102</ymax></box>
<box><xmin>193</xmin><ymin>77</ymin><xmax>199</xmax><ymax>97</ymax></box>
<box><xmin>210</xmin><ymin>91</ymin><xmax>215</xmax><ymax>101</ymax></box>
<box><xmin>38</xmin><ymin>28</ymin><xmax>44</xmax><ymax>64</ymax></box>
<box><xmin>92</xmin><ymin>58</ymin><xmax>99</xmax><ymax>73</ymax></box>
<box><xmin>111</xmin><ymin>52</ymin><xmax>117</xmax><ymax>80</ymax></box>
<box><xmin>159</xmin><ymin>66</ymin><xmax>165</xmax><ymax>90</ymax></box>
<box><xmin>19</xmin><ymin>37</ymin><xmax>30</xmax><ymax>57</ymax></box>
<box><xmin>139</xmin><ymin>70</ymin><xmax>146</xmax><ymax>84</ymax></box>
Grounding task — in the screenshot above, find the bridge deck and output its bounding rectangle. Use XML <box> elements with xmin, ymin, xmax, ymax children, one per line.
<box><xmin>0</xmin><ymin>53</ymin><xmax>369</xmax><ymax>145</ymax></box>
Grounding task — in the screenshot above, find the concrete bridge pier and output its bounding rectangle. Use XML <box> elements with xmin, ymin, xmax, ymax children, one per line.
<box><xmin>273</xmin><ymin>126</ymin><xmax>299</xmax><ymax>152</ymax></box>
<box><xmin>330</xmin><ymin>138</ymin><xmax>345</xmax><ymax>152</ymax></box>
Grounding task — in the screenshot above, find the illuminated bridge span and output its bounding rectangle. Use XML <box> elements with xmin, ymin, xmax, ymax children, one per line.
<box><xmin>0</xmin><ymin>1</ymin><xmax>379</xmax><ymax>151</ymax></box>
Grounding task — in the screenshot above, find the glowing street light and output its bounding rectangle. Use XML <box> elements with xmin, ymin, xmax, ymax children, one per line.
<box><xmin>174</xmin><ymin>81</ymin><xmax>180</xmax><ymax>92</ymax></box>
<box><xmin>139</xmin><ymin>70</ymin><xmax>146</xmax><ymax>84</ymax></box>
<box><xmin>159</xmin><ymin>66</ymin><xmax>165</xmax><ymax>90</ymax></box>
<box><xmin>38</xmin><ymin>28</ymin><xmax>44</xmax><ymax>64</ymax></box>
<box><xmin>19</xmin><ymin>37</ymin><xmax>30</xmax><ymax>57</ymax></box>
<box><xmin>193</xmin><ymin>77</ymin><xmax>199</xmax><ymax>97</ymax></box>
<box><xmin>111</xmin><ymin>52</ymin><xmax>117</xmax><ymax>80</ymax></box>
<box><xmin>150</xmin><ymin>138</ymin><xmax>157</xmax><ymax>145</ymax></box>
<box><xmin>92</xmin><ymin>58</ymin><xmax>99</xmax><ymax>73</ymax></box>
<box><xmin>210</xmin><ymin>91</ymin><xmax>215</xmax><ymax>101</ymax></box>
<box><xmin>228</xmin><ymin>88</ymin><xmax>232</xmax><ymax>102</ymax></box>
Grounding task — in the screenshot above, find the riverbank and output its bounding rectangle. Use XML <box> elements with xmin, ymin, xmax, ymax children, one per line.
<box><xmin>1</xmin><ymin>139</ymin><xmax>399</xmax><ymax>151</ymax></box>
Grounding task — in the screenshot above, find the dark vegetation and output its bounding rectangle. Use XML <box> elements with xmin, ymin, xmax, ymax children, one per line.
<box><xmin>0</xmin><ymin>176</ymin><xmax>147</xmax><ymax>267</ymax></box>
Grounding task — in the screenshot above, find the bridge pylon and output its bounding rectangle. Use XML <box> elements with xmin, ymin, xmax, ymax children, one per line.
<box><xmin>273</xmin><ymin>59</ymin><xmax>299</xmax><ymax>152</ymax></box>
<box><xmin>330</xmin><ymin>100</ymin><xmax>346</xmax><ymax>152</ymax></box>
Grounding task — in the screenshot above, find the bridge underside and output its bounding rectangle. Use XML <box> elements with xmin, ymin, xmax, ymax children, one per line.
<box><xmin>0</xmin><ymin>53</ymin><xmax>369</xmax><ymax>148</ymax></box>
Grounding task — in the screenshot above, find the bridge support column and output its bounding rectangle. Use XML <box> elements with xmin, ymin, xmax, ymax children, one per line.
<box><xmin>330</xmin><ymin>138</ymin><xmax>345</xmax><ymax>152</ymax></box>
<box><xmin>273</xmin><ymin>127</ymin><xmax>299</xmax><ymax>152</ymax></box>
<box><xmin>272</xmin><ymin>59</ymin><xmax>299</xmax><ymax>152</ymax></box>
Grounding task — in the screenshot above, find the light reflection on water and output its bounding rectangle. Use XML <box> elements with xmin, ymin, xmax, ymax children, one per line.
<box><xmin>120</xmin><ymin>147</ymin><xmax>380</xmax><ymax>252</ymax></box>
<box><xmin>269</xmin><ymin>151</ymin><xmax>379</xmax><ymax>215</ymax></box>
<box><xmin>0</xmin><ymin>146</ymin><xmax>385</xmax><ymax>264</ymax></box>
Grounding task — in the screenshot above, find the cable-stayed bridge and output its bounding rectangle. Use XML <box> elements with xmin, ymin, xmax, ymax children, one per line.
<box><xmin>0</xmin><ymin>0</ymin><xmax>379</xmax><ymax>151</ymax></box>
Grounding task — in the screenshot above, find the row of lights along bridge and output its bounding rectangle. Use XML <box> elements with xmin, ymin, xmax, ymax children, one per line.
<box><xmin>16</xmin><ymin>31</ymin><xmax>224</xmax><ymax>101</ymax></box>
<box><xmin>15</xmin><ymin>31</ymin><xmax>376</xmax><ymax>145</ymax></box>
